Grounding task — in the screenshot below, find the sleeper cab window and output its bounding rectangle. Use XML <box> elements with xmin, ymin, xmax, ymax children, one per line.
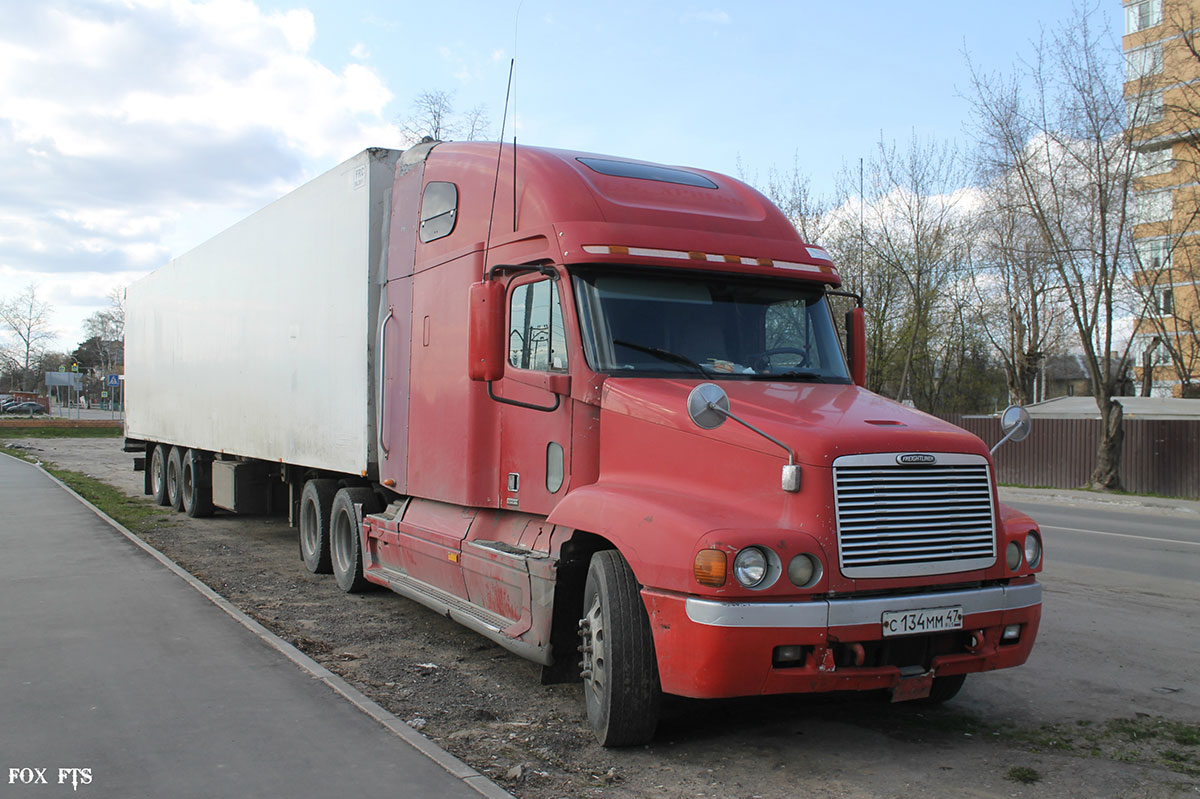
<box><xmin>509</xmin><ymin>279</ymin><xmax>568</xmax><ymax>372</ymax></box>
<box><xmin>419</xmin><ymin>181</ymin><xmax>457</xmax><ymax>242</ymax></box>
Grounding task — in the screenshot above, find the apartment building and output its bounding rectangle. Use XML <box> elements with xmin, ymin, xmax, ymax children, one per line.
<box><xmin>1125</xmin><ymin>0</ymin><xmax>1200</xmax><ymax>396</ymax></box>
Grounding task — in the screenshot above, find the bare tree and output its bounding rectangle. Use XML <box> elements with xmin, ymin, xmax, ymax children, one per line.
<box><xmin>461</xmin><ymin>104</ymin><xmax>491</xmax><ymax>141</ymax></box>
<box><xmin>397</xmin><ymin>90</ymin><xmax>492</xmax><ymax>146</ymax></box>
<box><xmin>77</xmin><ymin>287</ymin><xmax>126</xmax><ymax>379</ymax></box>
<box><xmin>763</xmin><ymin>153</ymin><xmax>831</xmax><ymax>244</ymax></box>
<box><xmin>968</xmin><ymin>176</ymin><xmax>1070</xmax><ymax>405</ymax></box>
<box><xmin>0</xmin><ymin>283</ymin><xmax>55</xmax><ymax>391</ymax></box>
<box><xmin>856</xmin><ymin>135</ymin><xmax>968</xmax><ymax>404</ymax></box>
<box><xmin>967</xmin><ymin>8</ymin><xmax>1137</xmax><ymax>489</ymax></box>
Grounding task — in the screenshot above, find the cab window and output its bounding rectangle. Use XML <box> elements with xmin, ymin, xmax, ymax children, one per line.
<box><xmin>509</xmin><ymin>279</ymin><xmax>567</xmax><ymax>372</ymax></box>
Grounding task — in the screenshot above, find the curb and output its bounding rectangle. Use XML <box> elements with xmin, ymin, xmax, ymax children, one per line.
<box><xmin>10</xmin><ymin>453</ymin><xmax>515</xmax><ymax>799</ymax></box>
<box><xmin>998</xmin><ymin>485</ymin><xmax>1200</xmax><ymax>515</ymax></box>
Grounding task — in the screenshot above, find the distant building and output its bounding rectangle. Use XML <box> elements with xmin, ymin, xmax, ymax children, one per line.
<box><xmin>1125</xmin><ymin>0</ymin><xmax>1200</xmax><ymax>397</ymax></box>
<box><xmin>1040</xmin><ymin>353</ymin><xmax>1134</xmax><ymax>399</ymax></box>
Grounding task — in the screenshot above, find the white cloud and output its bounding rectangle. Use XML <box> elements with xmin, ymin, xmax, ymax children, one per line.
<box><xmin>0</xmin><ymin>0</ymin><xmax>404</xmax><ymax>350</ymax></box>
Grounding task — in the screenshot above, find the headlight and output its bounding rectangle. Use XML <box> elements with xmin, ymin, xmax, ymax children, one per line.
<box><xmin>733</xmin><ymin>547</ymin><xmax>769</xmax><ymax>588</ymax></box>
<box><xmin>1006</xmin><ymin>541</ymin><xmax>1023</xmax><ymax>571</ymax></box>
<box><xmin>1024</xmin><ymin>532</ymin><xmax>1042</xmax><ymax>568</ymax></box>
<box><xmin>787</xmin><ymin>553</ymin><xmax>822</xmax><ymax>588</ymax></box>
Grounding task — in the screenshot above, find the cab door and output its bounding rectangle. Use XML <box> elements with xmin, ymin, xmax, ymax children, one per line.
<box><xmin>494</xmin><ymin>273</ymin><xmax>573</xmax><ymax>518</ymax></box>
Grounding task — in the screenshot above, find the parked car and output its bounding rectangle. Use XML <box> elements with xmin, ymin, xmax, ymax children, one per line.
<box><xmin>3</xmin><ymin>401</ymin><xmax>46</xmax><ymax>415</ymax></box>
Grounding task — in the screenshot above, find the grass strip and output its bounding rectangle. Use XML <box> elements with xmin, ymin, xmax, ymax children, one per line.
<box><xmin>0</xmin><ymin>425</ymin><xmax>123</xmax><ymax>438</ymax></box>
<box><xmin>1</xmin><ymin>445</ymin><xmax>172</xmax><ymax>536</ymax></box>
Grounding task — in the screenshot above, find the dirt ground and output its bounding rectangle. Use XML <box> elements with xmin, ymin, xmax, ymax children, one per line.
<box><xmin>8</xmin><ymin>436</ymin><xmax>1200</xmax><ymax>799</ymax></box>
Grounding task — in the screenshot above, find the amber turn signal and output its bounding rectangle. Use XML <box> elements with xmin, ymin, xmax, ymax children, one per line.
<box><xmin>694</xmin><ymin>549</ymin><xmax>727</xmax><ymax>587</ymax></box>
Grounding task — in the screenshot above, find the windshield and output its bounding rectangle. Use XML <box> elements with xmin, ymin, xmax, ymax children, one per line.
<box><xmin>571</xmin><ymin>267</ymin><xmax>851</xmax><ymax>382</ymax></box>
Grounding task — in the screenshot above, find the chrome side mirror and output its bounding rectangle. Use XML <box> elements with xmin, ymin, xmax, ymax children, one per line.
<box><xmin>991</xmin><ymin>405</ymin><xmax>1031</xmax><ymax>455</ymax></box>
<box><xmin>686</xmin><ymin>382</ymin><xmax>730</xmax><ymax>429</ymax></box>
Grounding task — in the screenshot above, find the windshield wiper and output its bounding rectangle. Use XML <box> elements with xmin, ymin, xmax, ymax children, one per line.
<box><xmin>613</xmin><ymin>339</ymin><xmax>707</xmax><ymax>376</ymax></box>
<box><xmin>747</xmin><ymin>369</ymin><xmax>826</xmax><ymax>382</ymax></box>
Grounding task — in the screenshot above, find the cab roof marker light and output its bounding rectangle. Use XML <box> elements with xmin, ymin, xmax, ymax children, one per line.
<box><xmin>581</xmin><ymin>244</ymin><xmax>840</xmax><ymax>277</ymax></box>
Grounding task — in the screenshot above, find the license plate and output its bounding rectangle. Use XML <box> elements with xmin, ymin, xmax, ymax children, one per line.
<box><xmin>881</xmin><ymin>606</ymin><xmax>963</xmax><ymax>637</ymax></box>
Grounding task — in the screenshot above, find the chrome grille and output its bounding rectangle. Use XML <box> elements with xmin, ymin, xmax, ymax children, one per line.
<box><xmin>833</xmin><ymin>453</ymin><xmax>996</xmax><ymax>578</ymax></box>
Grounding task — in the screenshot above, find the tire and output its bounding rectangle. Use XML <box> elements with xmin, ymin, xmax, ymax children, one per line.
<box><xmin>330</xmin><ymin>487</ymin><xmax>379</xmax><ymax>593</ymax></box>
<box><xmin>925</xmin><ymin>673</ymin><xmax>967</xmax><ymax>704</ymax></box>
<box><xmin>181</xmin><ymin>449</ymin><xmax>214</xmax><ymax>518</ymax></box>
<box><xmin>166</xmin><ymin>446</ymin><xmax>184</xmax><ymax>512</ymax></box>
<box><xmin>298</xmin><ymin>479</ymin><xmax>338</xmax><ymax>574</ymax></box>
<box><xmin>579</xmin><ymin>550</ymin><xmax>661</xmax><ymax>747</ymax></box>
<box><xmin>150</xmin><ymin>445</ymin><xmax>170</xmax><ymax>506</ymax></box>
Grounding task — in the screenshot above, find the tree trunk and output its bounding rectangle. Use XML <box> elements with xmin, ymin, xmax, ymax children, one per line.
<box><xmin>1089</xmin><ymin>399</ymin><xmax>1124</xmax><ymax>491</ymax></box>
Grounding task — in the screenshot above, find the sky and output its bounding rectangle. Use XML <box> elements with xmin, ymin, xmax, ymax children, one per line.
<box><xmin>0</xmin><ymin>0</ymin><xmax>1125</xmax><ymax>351</ymax></box>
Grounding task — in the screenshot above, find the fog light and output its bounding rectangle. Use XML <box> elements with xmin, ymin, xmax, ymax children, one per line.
<box><xmin>787</xmin><ymin>553</ymin><xmax>822</xmax><ymax>588</ymax></box>
<box><xmin>1006</xmin><ymin>541</ymin><xmax>1022</xmax><ymax>571</ymax></box>
<box><xmin>1002</xmin><ymin>624</ymin><xmax>1022</xmax><ymax>641</ymax></box>
<box><xmin>733</xmin><ymin>547</ymin><xmax>768</xmax><ymax>588</ymax></box>
<box><xmin>774</xmin><ymin>645</ymin><xmax>806</xmax><ymax>663</ymax></box>
<box><xmin>1024</xmin><ymin>531</ymin><xmax>1042</xmax><ymax>568</ymax></box>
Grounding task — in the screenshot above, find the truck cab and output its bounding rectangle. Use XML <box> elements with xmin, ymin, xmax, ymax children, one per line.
<box><xmin>357</xmin><ymin>142</ymin><xmax>1042</xmax><ymax>746</ymax></box>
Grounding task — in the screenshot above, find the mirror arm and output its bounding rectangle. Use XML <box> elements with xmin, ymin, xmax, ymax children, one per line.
<box><xmin>706</xmin><ymin>403</ymin><xmax>795</xmax><ymax>465</ymax></box>
<box><xmin>989</xmin><ymin>427</ymin><xmax>1021</xmax><ymax>456</ymax></box>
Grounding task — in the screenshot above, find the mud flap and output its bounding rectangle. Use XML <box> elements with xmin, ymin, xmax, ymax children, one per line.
<box><xmin>891</xmin><ymin>671</ymin><xmax>933</xmax><ymax>702</ymax></box>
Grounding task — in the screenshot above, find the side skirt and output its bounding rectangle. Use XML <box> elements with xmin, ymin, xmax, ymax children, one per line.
<box><xmin>366</xmin><ymin>564</ymin><xmax>552</xmax><ymax>666</ymax></box>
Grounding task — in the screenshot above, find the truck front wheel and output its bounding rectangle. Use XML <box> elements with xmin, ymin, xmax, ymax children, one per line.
<box><xmin>579</xmin><ymin>550</ymin><xmax>661</xmax><ymax>747</ymax></box>
<box><xmin>299</xmin><ymin>479</ymin><xmax>338</xmax><ymax>574</ymax></box>
<box><xmin>150</xmin><ymin>445</ymin><xmax>169</xmax><ymax>506</ymax></box>
<box><xmin>330</xmin><ymin>487</ymin><xmax>379</xmax><ymax>593</ymax></box>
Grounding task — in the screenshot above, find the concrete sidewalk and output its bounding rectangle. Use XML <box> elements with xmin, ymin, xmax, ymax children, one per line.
<box><xmin>0</xmin><ymin>454</ymin><xmax>511</xmax><ymax>799</ymax></box>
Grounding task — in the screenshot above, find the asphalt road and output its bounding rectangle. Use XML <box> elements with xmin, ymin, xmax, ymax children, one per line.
<box><xmin>0</xmin><ymin>453</ymin><xmax>506</xmax><ymax>799</ymax></box>
<box><xmin>1001</xmin><ymin>489</ymin><xmax>1200</xmax><ymax>583</ymax></box>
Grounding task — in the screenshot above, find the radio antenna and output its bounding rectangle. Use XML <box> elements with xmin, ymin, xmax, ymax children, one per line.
<box><xmin>484</xmin><ymin>57</ymin><xmax>515</xmax><ymax>273</ymax></box>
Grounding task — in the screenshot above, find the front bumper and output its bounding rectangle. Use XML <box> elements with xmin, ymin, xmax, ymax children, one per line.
<box><xmin>642</xmin><ymin>582</ymin><xmax>1042</xmax><ymax>699</ymax></box>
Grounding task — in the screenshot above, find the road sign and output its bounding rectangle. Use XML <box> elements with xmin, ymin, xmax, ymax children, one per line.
<box><xmin>107</xmin><ymin>374</ymin><xmax>120</xmax><ymax>387</ymax></box>
<box><xmin>101</xmin><ymin>391</ymin><xmax>108</xmax><ymax>399</ymax></box>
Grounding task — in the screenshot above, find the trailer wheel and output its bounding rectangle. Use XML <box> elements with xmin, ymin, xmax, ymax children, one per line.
<box><xmin>330</xmin><ymin>487</ymin><xmax>379</xmax><ymax>593</ymax></box>
<box><xmin>181</xmin><ymin>449</ymin><xmax>214</xmax><ymax>518</ymax></box>
<box><xmin>579</xmin><ymin>550</ymin><xmax>661</xmax><ymax>747</ymax></box>
<box><xmin>150</xmin><ymin>445</ymin><xmax>170</xmax><ymax>506</ymax></box>
<box><xmin>925</xmin><ymin>673</ymin><xmax>967</xmax><ymax>704</ymax></box>
<box><xmin>299</xmin><ymin>479</ymin><xmax>338</xmax><ymax>574</ymax></box>
<box><xmin>166</xmin><ymin>446</ymin><xmax>184</xmax><ymax>512</ymax></box>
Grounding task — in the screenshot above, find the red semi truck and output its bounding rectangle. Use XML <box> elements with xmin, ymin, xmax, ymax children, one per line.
<box><xmin>125</xmin><ymin>142</ymin><xmax>1042</xmax><ymax>746</ymax></box>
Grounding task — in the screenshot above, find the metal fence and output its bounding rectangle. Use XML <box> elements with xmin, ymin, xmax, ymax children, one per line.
<box><xmin>938</xmin><ymin>415</ymin><xmax>1200</xmax><ymax>499</ymax></box>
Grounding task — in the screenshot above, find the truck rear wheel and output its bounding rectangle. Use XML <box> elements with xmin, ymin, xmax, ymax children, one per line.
<box><xmin>330</xmin><ymin>487</ymin><xmax>379</xmax><ymax>593</ymax></box>
<box><xmin>181</xmin><ymin>449</ymin><xmax>214</xmax><ymax>518</ymax></box>
<box><xmin>150</xmin><ymin>444</ymin><xmax>170</xmax><ymax>506</ymax></box>
<box><xmin>299</xmin><ymin>479</ymin><xmax>338</xmax><ymax>574</ymax></box>
<box><xmin>579</xmin><ymin>550</ymin><xmax>661</xmax><ymax>747</ymax></box>
<box><xmin>166</xmin><ymin>446</ymin><xmax>185</xmax><ymax>511</ymax></box>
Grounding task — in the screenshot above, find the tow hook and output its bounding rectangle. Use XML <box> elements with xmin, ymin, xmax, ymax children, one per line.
<box><xmin>847</xmin><ymin>642</ymin><xmax>866</xmax><ymax>667</ymax></box>
<box><xmin>967</xmin><ymin>629</ymin><xmax>987</xmax><ymax>654</ymax></box>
